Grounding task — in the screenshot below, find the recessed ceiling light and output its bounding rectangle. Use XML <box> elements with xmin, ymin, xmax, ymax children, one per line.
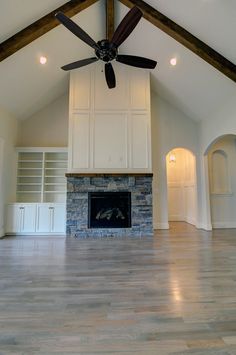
<box><xmin>170</xmin><ymin>57</ymin><xmax>177</xmax><ymax>66</ymax></box>
<box><xmin>39</xmin><ymin>56</ymin><xmax>47</xmax><ymax>65</ymax></box>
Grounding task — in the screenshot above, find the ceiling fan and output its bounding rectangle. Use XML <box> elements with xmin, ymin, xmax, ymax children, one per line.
<box><xmin>55</xmin><ymin>6</ymin><xmax>157</xmax><ymax>89</ymax></box>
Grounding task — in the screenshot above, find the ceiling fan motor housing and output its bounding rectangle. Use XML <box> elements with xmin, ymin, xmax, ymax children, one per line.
<box><xmin>95</xmin><ymin>40</ymin><xmax>118</xmax><ymax>62</ymax></box>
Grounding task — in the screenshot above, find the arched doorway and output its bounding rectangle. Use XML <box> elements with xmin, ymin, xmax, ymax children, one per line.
<box><xmin>166</xmin><ymin>148</ymin><xmax>197</xmax><ymax>226</ymax></box>
<box><xmin>206</xmin><ymin>134</ymin><xmax>236</xmax><ymax>228</ymax></box>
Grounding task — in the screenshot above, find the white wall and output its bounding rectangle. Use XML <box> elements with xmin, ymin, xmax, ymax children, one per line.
<box><xmin>17</xmin><ymin>94</ymin><xmax>68</xmax><ymax>147</ymax></box>
<box><xmin>0</xmin><ymin>108</ymin><xmax>18</xmax><ymax>236</ymax></box>
<box><xmin>201</xmin><ymin>94</ymin><xmax>236</xmax><ymax>153</ymax></box>
<box><xmin>151</xmin><ymin>93</ymin><xmax>199</xmax><ymax>229</ymax></box>
<box><xmin>198</xmin><ymin>93</ymin><xmax>236</xmax><ymax>230</ymax></box>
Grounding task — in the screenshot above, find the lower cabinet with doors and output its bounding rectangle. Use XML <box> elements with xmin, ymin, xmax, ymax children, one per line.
<box><xmin>5</xmin><ymin>203</ymin><xmax>66</xmax><ymax>235</ymax></box>
<box><xmin>6</xmin><ymin>204</ymin><xmax>37</xmax><ymax>234</ymax></box>
<box><xmin>36</xmin><ymin>204</ymin><xmax>66</xmax><ymax>234</ymax></box>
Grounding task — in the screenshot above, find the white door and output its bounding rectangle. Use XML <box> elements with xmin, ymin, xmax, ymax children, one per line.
<box><xmin>51</xmin><ymin>204</ymin><xmax>66</xmax><ymax>233</ymax></box>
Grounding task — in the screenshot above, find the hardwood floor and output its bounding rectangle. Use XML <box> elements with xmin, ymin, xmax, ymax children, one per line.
<box><xmin>1</xmin><ymin>222</ymin><xmax>236</xmax><ymax>354</ymax></box>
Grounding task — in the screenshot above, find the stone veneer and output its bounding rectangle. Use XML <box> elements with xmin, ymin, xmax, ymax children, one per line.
<box><xmin>66</xmin><ymin>174</ymin><xmax>153</xmax><ymax>238</ymax></box>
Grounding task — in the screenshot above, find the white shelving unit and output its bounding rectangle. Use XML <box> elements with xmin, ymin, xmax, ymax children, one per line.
<box><xmin>5</xmin><ymin>148</ymin><xmax>68</xmax><ymax>235</ymax></box>
<box><xmin>44</xmin><ymin>152</ymin><xmax>68</xmax><ymax>203</ymax></box>
<box><xmin>17</xmin><ymin>152</ymin><xmax>43</xmax><ymax>202</ymax></box>
<box><xmin>16</xmin><ymin>148</ymin><xmax>68</xmax><ymax>203</ymax></box>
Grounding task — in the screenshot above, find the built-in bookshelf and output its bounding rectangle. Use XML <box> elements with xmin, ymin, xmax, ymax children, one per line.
<box><xmin>16</xmin><ymin>148</ymin><xmax>68</xmax><ymax>203</ymax></box>
<box><xmin>44</xmin><ymin>152</ymin><xmax>68</xmax><ymax>203</ymax></box>
<box><xmin>17</xmin><ymin>152</ymin><xmax>43</xmax><ymax>202</ymax></box>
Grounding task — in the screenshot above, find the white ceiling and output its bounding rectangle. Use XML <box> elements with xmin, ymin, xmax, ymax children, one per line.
<box><xmin>0</xmin><ymin>0</ymin><xmax>235</xmax><ymax>121</ymax></box>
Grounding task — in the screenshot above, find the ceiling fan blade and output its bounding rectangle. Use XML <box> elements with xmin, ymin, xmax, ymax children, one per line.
<box><xmin>105</xmin><ymin>63</ymin><xmax>116</xmax><ymax>89</ymax></box>
<box><xmin>116</xmin><ymin>55</ymin><xmax>157</xmax><ymax>69</ymax></box>
<box><xmin>111</xmin><ymin>7</ymin><xmax>142</xmax><ymax>48</ymax></box>
<box><xmin>61</xmin><ymin>57</ymin><xmax>98</xmax><ymax>71</ymax></box>
<box><xmin>55</xmin><ymin>12</ymin><xmax>99</xmax><ymax>50</ymax></box>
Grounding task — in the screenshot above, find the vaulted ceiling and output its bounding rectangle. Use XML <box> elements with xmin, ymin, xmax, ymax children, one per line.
<box><xmin>0</xmin><ymin>0</ymin><xmax>236</xmax><ymax>121</ymax></box>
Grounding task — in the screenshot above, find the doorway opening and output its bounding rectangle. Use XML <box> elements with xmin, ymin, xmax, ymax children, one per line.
<box><xmin>166</xmin><ymin>148</ymin><xmax>197</xmax><ymax>226</ymax></box>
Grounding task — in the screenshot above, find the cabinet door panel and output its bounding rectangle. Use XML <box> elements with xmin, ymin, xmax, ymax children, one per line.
<box><xmin>36</xmin><ymin>205</ymin><xmax>51</xmax><ymax>233</ymax></box>
<box><xmin>21</xmin><ymin>205</ymin><xmax>36</xmax><ymax>233</ymax></box>
<box><xmin>70</xmin><ymin>69</ymin><xmax>91</xmax><ymax>110</ymax></box>
<box><xmin>131</xmin><ymin>114</ymin><xmax>149</xmax><ymax>169</ymax></box>
<box><xmin>94</xmin><ymin>63</ymin><xmax>128</xmax><ymax>110</ymax></box>
<box><xmin>130</xmin><ymin>70</ymin><xmax>149</xmax><ymax>110</ymax></box>
<box><xmin>94</xmin><ymin>113</ymin><xmax>127</xmax><ymax>168</ymax></box>
<box><xmin>51</xmin><ymin>205</ymin><xmax>66</xmax><ymax>233</ymax></box>
<box><xmin>71</xmin><ymin>114</ymin><xmax>90</xmax><ymax>169</ymax></box>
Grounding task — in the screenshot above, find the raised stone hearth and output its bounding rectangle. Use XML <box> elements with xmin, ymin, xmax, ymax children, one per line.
<box><xmin>66</xmin><ymin>174</ymin><xmax>153</xmax><ymax>238</ymax></box>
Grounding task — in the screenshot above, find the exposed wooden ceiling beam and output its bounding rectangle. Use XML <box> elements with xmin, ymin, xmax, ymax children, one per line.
<box><xmin>0</xmin><ymin>0</ymin><xmax>99</xmax><ymax>62</ymax></box>
<box><xmin>106</xmin><ymin>0</ymin><xmax>115</xmax><ymax>41</ymax></box>
<box><xmin>118</xmin><ymin>0</ymin><xmax>236</xmax><ymax>83</ymax></box>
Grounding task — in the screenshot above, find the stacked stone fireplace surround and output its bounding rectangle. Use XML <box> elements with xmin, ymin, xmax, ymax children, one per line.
<box><xmin>66</xmin><ymin>174</ymin><xmax>153</xmax><ymax>237</ymax></box>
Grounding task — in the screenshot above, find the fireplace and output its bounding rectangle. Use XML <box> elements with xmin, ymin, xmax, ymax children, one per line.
<box><xmin>88</xmin><ymin>192</ymin><xmax>131</xmax><ymax>229</ymax></box>
<box><xmin>66</xmin><ymin>174</ymin><xmax>153</xmax><ymax>237</ymax></box>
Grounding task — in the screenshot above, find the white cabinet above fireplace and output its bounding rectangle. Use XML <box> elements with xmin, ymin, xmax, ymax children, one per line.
<box><xmin>68</xmin><ymin>63</ymin><xmax>152</xmax><ymax>173</ymax></box>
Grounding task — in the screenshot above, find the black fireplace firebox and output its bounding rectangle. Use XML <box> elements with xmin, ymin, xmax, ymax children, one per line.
<box><xmin>88</xmin><ymin>192</ymin><xmax>131</xmax><ymax>228</ymax></box>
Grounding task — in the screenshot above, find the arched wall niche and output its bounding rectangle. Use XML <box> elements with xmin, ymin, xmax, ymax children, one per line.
<box><xmin>204</xmin><ymin>134</ymin><xmax>236</xmax><ymax>155</ymax></box>
<box><xmin>209</xmin><ymin>149</ymin><xmax>230</xmax><ymax>194</ymax></box>
<box><xmin>166</xmin><ymin>147</ymin><xmax>197</xmax><ymax>226</ymax></box>
<box><xmin>206</xmin><ymin>134</ymin><xmax>236</xmax><ymax>229</ymax></box>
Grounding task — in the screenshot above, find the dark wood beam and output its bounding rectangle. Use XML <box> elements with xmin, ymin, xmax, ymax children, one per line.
<box><xmin>0</xmin><ymin>0</ymin><xmax>99</xmax><ymax>62</ymax></box>
<box><xmin>118</xmin><ymin>0</ymin><xmax>236</xmax><ymax>83</ymax></box>
<box><xmin>106</xmin><ymin>0</ymin><xmax>115</xmax><ymax>41</ymax></box>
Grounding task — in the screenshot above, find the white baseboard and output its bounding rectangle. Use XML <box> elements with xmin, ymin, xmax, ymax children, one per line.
<box><xmin>169</xmin><ymin>216</ymin><xmax>183</xmax><ymax>221</ymax></box>
<box><xmin>169</xmin><ymin>217</ymin><xmax>196</xmax><ymax>225</ymax></box>
<box><xmin>195</xmin><ymin>222</ymin><xmax>212</xmax><ymax>231</ymax></box>
<box><xmin>154</xmin><ymin>222</ymin><xmax>169</xmax><ymax>230</ymax></box>
<box><xmin>212</xmin><ymin>222</ymin><xmax>236</xmax><ymax>229</ymax></box>
<box><xmin>0</xmin><ymin>227</ymin><xmax>4</xmax><ymax>238</ymax></box>
<box><xmin>186</xmin><ymin>217</ymin><xmax>196</xmax><ymax>226</ymax></box>
<box><xmin>5</xmin><ymin>232</ymin><xmax>66</xmax><ymax>236</ymax></box>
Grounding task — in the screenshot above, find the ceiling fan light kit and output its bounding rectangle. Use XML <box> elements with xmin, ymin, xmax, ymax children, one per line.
<box><xmin>55</xmin><ymin>6</ymin><xmax>157</xmax><ymax>89</ymax></box>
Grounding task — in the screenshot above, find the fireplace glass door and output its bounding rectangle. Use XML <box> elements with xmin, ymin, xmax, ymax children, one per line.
<box><xmin>88</xmin><ymin>192</ymin><xmax>131</xmax><ymax>228</ymax></box>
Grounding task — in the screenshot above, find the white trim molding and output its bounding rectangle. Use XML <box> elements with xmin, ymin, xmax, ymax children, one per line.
<box><xmin>212</xmin><ymin>222</ymin><xmax>236</xmax><ymax>229</ymax></box>
<box><xmin>154</xmin><ymin>222</ymin><xmax>169</xmax><ymax>230</ymax></box>
<box><xmin>0</xmin><ymin>228</ymin><xmax>4</xmax><ymax>238</ymax></box>
<box><xmin>195</xmin><ymin>222</ymin><xmax>212</xmax><ymax>231</ymax></box>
